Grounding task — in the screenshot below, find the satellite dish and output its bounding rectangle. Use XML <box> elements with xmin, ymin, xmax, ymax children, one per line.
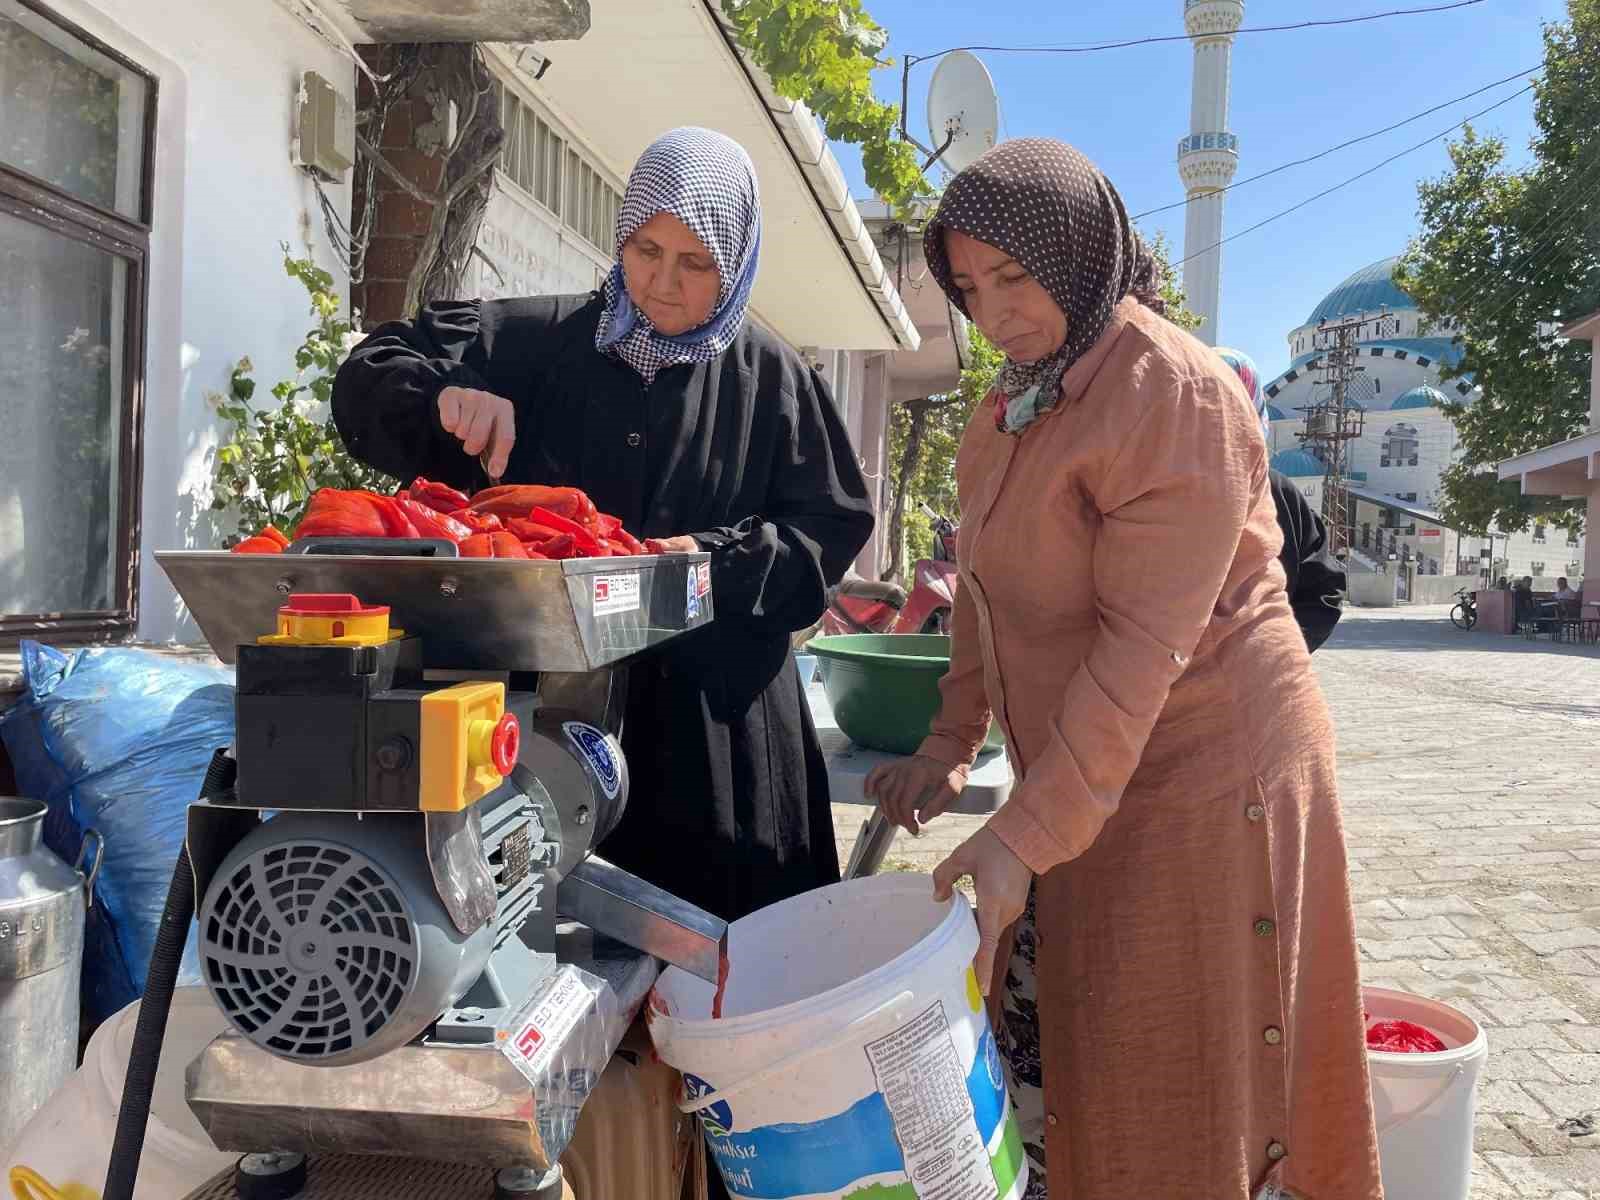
<box><xmin>925</xmin><ymin>50</ymin><xmax>1000</xmax><ymax>175</ymax></box>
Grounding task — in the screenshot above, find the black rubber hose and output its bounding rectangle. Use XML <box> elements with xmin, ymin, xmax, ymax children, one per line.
<box><xmin>102</xmin><ymin>748</ymin><xmax>235</xmax><ymax>1200</ymax></box>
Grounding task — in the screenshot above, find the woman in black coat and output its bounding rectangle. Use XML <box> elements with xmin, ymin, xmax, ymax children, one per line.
<box><xmin>332</xmin><ymin>127</ymin><xmax>873</xmax><ymax>924</ymax></box>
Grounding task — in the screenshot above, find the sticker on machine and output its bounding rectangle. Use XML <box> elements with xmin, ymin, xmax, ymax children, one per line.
<box><xmin>563</xmin><ymin>721</ymin><xmax>622</xmax><ymax>801</ymax></box>
<box><xmin>864</xmin><ymin>999</ymin><xmax>999</xmax><ymax>1200</ymax></box>
<box><xmin>498</xmin><ymin>964</ymin><xmax>604</xmax><ymax>1082</ymax></box>
<box><xmin>696</xmin><ymin>561</ymin><xmax>711</xmax><ymax>598</ymax></box>
<box><xmin>592</xmin><ymin>572</ymin><xmax>641</xmax><ymax>617</ymax></box>
<box><xmin>685</xmin><ymin>567</ymin><xmax>701</xmax><ymax>621</ymax></box>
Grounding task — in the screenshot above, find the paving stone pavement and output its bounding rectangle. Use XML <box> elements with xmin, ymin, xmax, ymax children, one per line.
<box><xmin>831</xmin><ymin>604</ymin><xmax>1600</xmax><ymax>1197</ymax></box>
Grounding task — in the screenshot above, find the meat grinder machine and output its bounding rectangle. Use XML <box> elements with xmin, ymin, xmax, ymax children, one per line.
<box><xmin>148</xmin><ymin>541</ymin><xmax>727</xmax><ymax>1199</ymax></box>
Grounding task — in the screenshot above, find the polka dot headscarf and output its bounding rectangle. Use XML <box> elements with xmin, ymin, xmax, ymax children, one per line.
<box><xmin>924</xmin><ymin>138</ymin><xmax>1165</xmax><ymax>434</ymax></box>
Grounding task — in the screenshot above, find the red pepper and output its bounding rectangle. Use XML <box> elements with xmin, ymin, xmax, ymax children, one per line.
<box><xmin>459</xmin><ymin>532</ymin><xmax>494</xmax><ymax>558</ymax></box>
<box><xmin>469</xmin><ymin>484</ymin><xmax>598</xmax><ymax>527</ymax></box>
<box><xmin>231</xmin><ymin>535</ymin><xmax>284</xmax><ymax>554</ymax></box>
<box><xmin>454</xmin><ymin>509</ymin><xmax>504</xmax><ymax>534</ymax></box>
<box><xmin>395</xmin><ymin>497</ymin><xmax>472</xmax><ymax>544</ymax></box>
<box><xmin>526</xmin><ymin>506</ymin><xmax>603</xmax><ymax>556</ymax></box>
<box><xmin>260</xmin><ymin>525</ymin><xmax>291</xmax><ymax>550</ymax></box>
<box><xmin>609</xmin><ymin>526</ymin><xmax>645</xmax><ymax>556</ymax></box>
<box><xmin>520</xmin><ymin>545</ymin><xmax>551</xmax><ymax>560</ymax></box>
<box><xmin>296</xmin><ymin>489</ymin><xmax>389</xmax><ymax>539</ymax></box>
<box><xmin>503</xmin><ymin>516</ymin><xmax>564</xmax><ymax>543</ymax></box>
<box><xmin>526</xmin><ymin>532</ymin><xmax>575</xmax><ymax>559</ymax></box>
<box><xmin>489</xmin><ymin>531</ymin><xmax>529</xmax><ymax>559</ymax></box>
<box><xmin>596</xmin><ymin>514</ymin><xmax>622</xmax><ymax>538</ymax></box>
<box><xmin>407</xmin><ymin>477</ymin><xmax>472</xmax><ymax>513</ymax></box>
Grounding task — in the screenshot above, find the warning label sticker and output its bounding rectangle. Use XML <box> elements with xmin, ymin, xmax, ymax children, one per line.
<box><xmin>499</xmin><ymin>965</ymin><xmax>598</xmax><ymax>1082</ymax></box>
<box><xmin>864</xmin><ymin>1001</ymin><xmax>997</xmax><ymax>1200</ymax></box>
<box><xmin>592</xmin><ymin>572</ymin><xmax>641</xmax><ymax>617</ymax></box>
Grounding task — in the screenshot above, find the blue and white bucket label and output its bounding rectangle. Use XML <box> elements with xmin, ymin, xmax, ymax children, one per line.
<box><xmin>686</xmin><ymin>565</ymin><xmax>701</xmax><ymax>621</ymax></box>
<box><xmin>562</xmin><ymin>721</ymin><xmax>621</xmax><ymax>801</ymax></box>
<box><xmin>689</xmin><ymin>995</ymin><xmax>1025</xmax><ymax>1200</ymax></box>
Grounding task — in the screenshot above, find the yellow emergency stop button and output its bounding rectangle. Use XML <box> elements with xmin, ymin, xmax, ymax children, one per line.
<box><xmin>419</xmin><ymin>682</ymin><xmax>517</xmax><ymax>812</ymax></box>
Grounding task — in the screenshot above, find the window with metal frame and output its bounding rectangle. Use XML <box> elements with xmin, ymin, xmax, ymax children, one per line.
<box><xmin>1</xmin><ymin>0</ymin><xmax>155</xmax><ymax>643</ymax></box>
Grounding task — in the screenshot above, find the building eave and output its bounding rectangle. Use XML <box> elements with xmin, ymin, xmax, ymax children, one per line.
<box><xmin>1498</xmin><ymin>430</ymin><xmax>1600</xmax><ymax>500</ymax></box>
<box><xmin>498</xmin><ymin>0</ymin><xmax>917</xmax><ymax>353</ymax></box>
<box><xmin>1559</xmin><ymin>310</ymin><xmax>1600</xmax><ymax>342</ymax></box>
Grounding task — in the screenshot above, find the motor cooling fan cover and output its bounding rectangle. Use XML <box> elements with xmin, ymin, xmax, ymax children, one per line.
<box><xmin>198</xmin><ymin>811</ymin><xmax>492</xmax><ymax>1066</ymax></box>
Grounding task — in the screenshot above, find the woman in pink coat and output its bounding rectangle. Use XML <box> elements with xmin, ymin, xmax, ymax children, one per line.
<box><xmin>867</xmin><ymin>139</ymin><xmax>1381</xmax><ymax>1199</ymax></box>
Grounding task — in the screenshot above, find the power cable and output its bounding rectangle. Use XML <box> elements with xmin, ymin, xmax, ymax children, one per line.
<box><xmin>1176</xmin><ymin>82</ymin><xmax>1536</xmax><ymax>267</ymax></box>
<box><xmin>1132</xmin><ymin>64</ymin><xmax>1540</xmax><ymax>220</ymax></box>
<box><xmin>908</xmin><ymin>0</ymin><xmax>1489</xmax><ymax>65</ymax></box>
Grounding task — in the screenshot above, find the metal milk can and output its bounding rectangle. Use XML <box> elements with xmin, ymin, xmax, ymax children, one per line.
<box><xmin>0</xmin><ymin>797</ymin><xmax>101</xmax><ymax>1152</ymax></box>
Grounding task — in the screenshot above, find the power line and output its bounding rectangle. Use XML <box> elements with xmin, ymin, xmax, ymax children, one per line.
<box><xmin>1176</xmin><ymin>82</ymin><xmax>1536</xmax><ymax>267</ymax></box>
<box><xmin>908</xmin><ymin>0</ymin><xmax>1488</xmax><ymax>65</ymax></box>
<box><xmin>1132</xmin><ymin>64</ymin><xmax>1540</xmax><ymax>221</ymax></box>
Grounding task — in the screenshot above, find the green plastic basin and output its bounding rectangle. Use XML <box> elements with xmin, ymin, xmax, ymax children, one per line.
<box><xmin>807</xmin><ymin>634</ymin><xmax>1005</xmax><ymax>757</ymax></box>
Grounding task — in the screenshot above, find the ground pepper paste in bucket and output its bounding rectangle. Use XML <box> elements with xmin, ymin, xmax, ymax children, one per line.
<box><xmin>1365</xmin><ymin>1016</ymin><xmax>1447</xmax><ymax>1053</ymax></box>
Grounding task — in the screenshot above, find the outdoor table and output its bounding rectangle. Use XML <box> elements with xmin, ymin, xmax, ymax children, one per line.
<box><xmin>806</xmin><ymin>678</ymin><xmax>1012</xmax><ymax>875</ymax></box>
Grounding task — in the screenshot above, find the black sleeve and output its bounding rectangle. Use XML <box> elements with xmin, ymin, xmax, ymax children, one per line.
<box><xmin>691</xmin><ymin>366</ymin><xmax>874</xmax><ymax>634</ymax></box>
<box><xmin>331</xmin><ymin>301</ymin><xmax>497</xmax><ymax>492</ymax></box>
<box><xmin>1268</xmin><ymin>470</ymin><xmax>1344</xmax><ymax>652</ymax></box>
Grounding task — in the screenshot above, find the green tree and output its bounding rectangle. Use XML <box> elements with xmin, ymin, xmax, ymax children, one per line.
<box><xmin>880</xmin><ymin>231</ymin><xmax>1199</xmax><ymax>580</ymax></box>
<box><xmin>1395</xmin><ymin>0</ymin><xmax>1600</xmax><ymax>534</ymax></box>
<box><xmin>210</xmin><ymin>248</ymin><xmax>395</xmax><ymax>541</ymax></box>
<box><xmin>718</xmin><ymin>0</ymin><xmax>928</xmax><ymax>209</ymax></box>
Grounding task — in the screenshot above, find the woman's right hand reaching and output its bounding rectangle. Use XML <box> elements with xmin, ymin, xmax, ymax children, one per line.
<box><xmin>865</xmin><ymin>754</ymin><xmax>968</xmax><ymax>836</ymax></box>
<box><xmin>438</xmin><ymin>386</ymin><xmax>516</xmax><ymax>480</ymax></box>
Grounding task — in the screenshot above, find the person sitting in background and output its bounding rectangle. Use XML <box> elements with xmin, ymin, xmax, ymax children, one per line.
<box><xmin>1556</xmin><ymin>577</ymin><xmax>1580</xmax><ymax>604</ymax></box>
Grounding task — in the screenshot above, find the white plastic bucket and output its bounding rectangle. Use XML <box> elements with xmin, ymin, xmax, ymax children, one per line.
<box><xmin>1364</xmin><ymin>986</ymin><xmax>1487</xmax><ymax>1200</ymax></box>
<box><xmin>649</xmin><ymin>874</ymin><xmax>1026</xmax><ymax>1200</ymax></box>
<box><xmin>2</xmin><ymin>988</ymin><xmax>236</xmax><ymax>1199</ymax></box>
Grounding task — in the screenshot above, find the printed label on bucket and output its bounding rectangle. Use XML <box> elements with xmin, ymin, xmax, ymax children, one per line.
<box><xmin>693</xmin><ymin>1023</ymin><xmax>1025</xmax><ymax>1200</ymax></box>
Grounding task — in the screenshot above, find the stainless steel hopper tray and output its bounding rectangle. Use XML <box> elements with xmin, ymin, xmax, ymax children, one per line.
<box><xmin>155</xmin><ymin>550</ymin><xmax>715</xmax><ymax>672</ymax></box>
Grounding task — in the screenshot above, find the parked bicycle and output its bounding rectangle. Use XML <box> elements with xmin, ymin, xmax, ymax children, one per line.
<box><xmin>1449</xmin><ymin>587</ymin><xmax>1477</xmax><ymax>630</ymax></box>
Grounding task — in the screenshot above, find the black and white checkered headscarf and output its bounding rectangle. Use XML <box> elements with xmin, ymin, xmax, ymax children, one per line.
<box><xmin>595</xmin><ymin>127</ymin><xmax>762</xmax><ymax>383</ymax></box>
<box><xmin>924</xmin><ymin>138</ymin><xmax>1165</xmax><ymax>434</ymax></box>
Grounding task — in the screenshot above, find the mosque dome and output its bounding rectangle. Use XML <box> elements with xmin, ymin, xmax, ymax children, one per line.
<box><xmin>1390</xmin><ymin>384</ymin><xmax>1447</xmax><ymax>411</ymax></box>
<box><xmin>1269</xmin><ymin>448</ymin><xmax>1327</xmax><ymax>477</ymax></box>
<box><xmin>1304</xmin><ymin>256</ymin><xmax>1416</xmax><ymax>326</ymax></box>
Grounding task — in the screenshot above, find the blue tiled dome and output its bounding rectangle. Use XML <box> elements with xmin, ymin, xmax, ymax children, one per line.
<box><xmin>1270</xmin><ymin>448</ymin><xmax>1327</xmax><ymax>477</ymax></box>
<box><xmin>1391</xmin><ymin>385</ymin><xmax>1446</xmax><ymax>411</ymax></box>
<box><xmin>1264</xmin><ymin>404</ymin><xmax>1288</xmax><ymax>422</ymax></box>
<box><xmin>1305</xmin><ymin>257</ymin><xmax>1416</xmax><ymax>326</ymax></box>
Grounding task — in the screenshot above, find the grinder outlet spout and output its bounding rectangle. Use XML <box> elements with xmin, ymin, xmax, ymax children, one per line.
<box><xmin>557</xmin><ymin>858</ymin><xmax>727</xmax><ymax>984</ymax></box>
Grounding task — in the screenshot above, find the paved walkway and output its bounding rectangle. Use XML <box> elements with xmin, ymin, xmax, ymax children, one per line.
<box><xmin>832</xmin><ymin>605</ymin><xmax>1600</xmax><ymax>1197</ymax></box>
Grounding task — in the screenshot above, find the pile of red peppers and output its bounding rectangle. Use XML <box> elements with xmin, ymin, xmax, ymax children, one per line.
<box><xmin>230</xmin><ymin>480</ymin><xmax>652</xmax><ymax>561</ymax></box>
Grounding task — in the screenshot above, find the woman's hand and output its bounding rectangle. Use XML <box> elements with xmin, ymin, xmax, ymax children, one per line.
<box><xmin>645</xmin><ymin>535</ymin><xmax>700</xmax><ymax>554</ymax></box>
<box><xmin>438</xmin><ymin>386</ymin><xmax>516</xmax><ymax>479</ymax></box>
<box><xmin>933</xmin><ymin>828</ymin><xmax>1032</xmax><ymax>996</ymax></box>
<box><xmin>865</xmin><ymin>755</ymin><xmax>966</xmax><ymax>836</ymax></box>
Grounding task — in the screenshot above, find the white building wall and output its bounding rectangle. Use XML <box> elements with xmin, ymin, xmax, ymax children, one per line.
<box><xmin>45</xmin><ymin>0</ymin><xmax>357</xmax><ymax>642</ymax></box>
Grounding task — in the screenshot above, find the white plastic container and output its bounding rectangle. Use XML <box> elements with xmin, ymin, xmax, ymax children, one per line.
<box><xmin>650</xmin><ymin>874</ymin><xmax>1025</xmax><ymax>1200</ymax></box>
<box><xmin>2</xmin><ymin>988</ymin><xmax>235</xmax><ymax>1199</ymax></box>
<box><xmin>1364</xmin><ymin>986</ymin><xmax>1487</xmax><ymax>1200</ymax></box>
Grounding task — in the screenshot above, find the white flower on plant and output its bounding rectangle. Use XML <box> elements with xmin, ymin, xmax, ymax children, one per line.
<box><xmin>60</xmin><ymin>327</ymin><xmax>91</xmax><ymax>352</ymax></box>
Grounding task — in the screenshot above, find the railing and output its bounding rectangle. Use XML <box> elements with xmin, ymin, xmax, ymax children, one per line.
<box><xmin>1177</xmin><ymin>132</ymin><xmax>1239</xmax><ymax>156</ymax></box>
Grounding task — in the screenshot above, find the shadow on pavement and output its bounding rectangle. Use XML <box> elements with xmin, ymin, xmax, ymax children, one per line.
<box><xmin>1323</xmin><ymin>611</ymin><xmax>1600</xmax><ymax>660</ymax></box>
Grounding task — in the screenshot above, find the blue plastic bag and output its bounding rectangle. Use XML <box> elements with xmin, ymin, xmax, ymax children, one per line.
<box><xmin>0</xmin><ymin>641</ymin><xmax>234</xmax><ymax>1029</ymax></box>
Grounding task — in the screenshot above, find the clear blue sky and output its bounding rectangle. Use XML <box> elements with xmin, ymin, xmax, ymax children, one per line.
<box><xmin>828</xmin><ymin>0</ymin><xmax>1568</xmax><ymax>378</ymax></box>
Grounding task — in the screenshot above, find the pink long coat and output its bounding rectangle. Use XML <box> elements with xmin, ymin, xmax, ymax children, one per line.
<box><xmin>918</xmin><ymin>298</ymin><xmax>1383</xmax><ymax>1198</ymax></box>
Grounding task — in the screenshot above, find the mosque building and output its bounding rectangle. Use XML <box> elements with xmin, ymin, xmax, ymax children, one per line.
<box><xmin>1262</xmin><ymin>256</ymin><xmax>1585</xmax><ymax>594</ymax></box>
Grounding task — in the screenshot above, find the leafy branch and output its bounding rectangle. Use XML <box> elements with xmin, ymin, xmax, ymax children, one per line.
<box><xmin>719</xmin><ymin>0</ymin><xmax>930</xmax><ymax>209</ymax></box>
<box><xmin>209</xmin><ymin>247</ymin><xmax>395</xmax><ymax>541</ymax></box>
